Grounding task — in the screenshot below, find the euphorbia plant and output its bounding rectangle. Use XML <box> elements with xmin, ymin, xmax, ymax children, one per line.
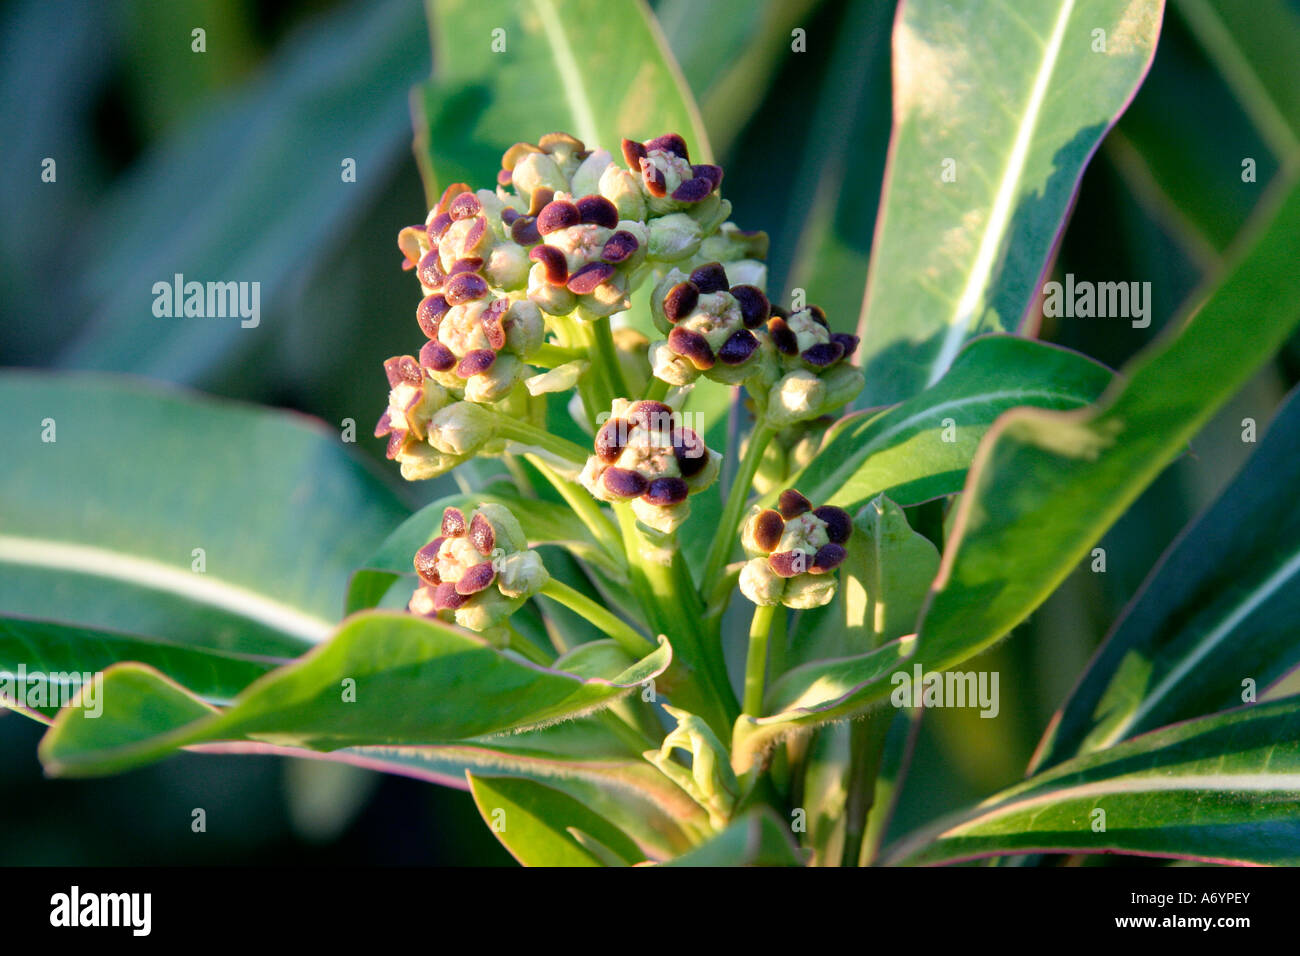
<box><xmin>8</xmin><ymin>0</ymin><xmax>1300</xmax><ymax>868</ymax></box>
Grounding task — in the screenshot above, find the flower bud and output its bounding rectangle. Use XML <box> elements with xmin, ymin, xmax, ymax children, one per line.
<box><xmin>645</xmin><ymin>705</ymin><xmax>738</xmax><ymax>828</ymax></box>
<box><xmin>647</xmin><ymin>261</ymin><xmax>770</xmax><ymax>386</ymax></box>
<box><xmin>427</xmin><ymin>401</ymin><xmax>497</xmax><ymax>456</ymax></box>
<box><xmin>738</xmin><ymin>490</ymin><xmax>852</xmax><ymax>609</ymax></box>
<box><xmin>408</xmin><ymin>504</ymin><xmax>549</xmax><ymax>631</ymax></box>
<box><xmin>375</xmin><ymin>355</ymin><xmax>459</xmax><ymax>477</ymax></box>
<box><xmin>579</xmin><ymin>398</ymin><xmax>721</xmax><ymax>534</ymax></box>
<box><xmin>756</xmin><ymin>305</ymin><xmax>864</xmax><ymax>426</ymax></box>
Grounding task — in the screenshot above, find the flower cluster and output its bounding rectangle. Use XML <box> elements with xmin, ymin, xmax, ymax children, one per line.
<box><xmin>647</xmin><ymin>262</ymin><xmax>771</xmax><ymax>385</ymax></box>
<box><xmin>579</xmin><ymin>399</ymin><xmax>720</xmax><ymax>534</ymax></box>
<box><xmin>753</xmin><ymin>306</ymin><xmax>864</xmax><ymax>427</ymax></box>
<box><xmin>739</xmin><ymin>490</ymin><xmax>852</xmax><ymax>609</ymax></box>
<box><xmin>409</xmin><ymin>504</ymin><xmax>549</xmax><ymax>632</ymax></box>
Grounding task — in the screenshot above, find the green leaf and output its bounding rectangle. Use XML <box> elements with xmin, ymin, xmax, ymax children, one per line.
<box><xmin>193</xmin><ymin>717</ymin><xmax>712</xmax><ymax>860</ymax></box>
<box><xmin>468</xmin><ymin>772</ymin><xmax>644</xmax><ymax>865</ymax></box>
<box><xmin>770</xmin><ymin>335</ymin><xmax>1112</xmax><ymax>515</ymax></box>
<box><xmin>664</xmin><ymin>808</ymin><xmax>806</xmax><ymax>866</ymax></box>
<box><xmin>38</xmin><ymin>611</ymin><xmax>672</xmax><ymax>777</ymax></box>
<box><xmin>0</xmin><ymin>617</ymin><xmax>280</xmax><ymax>722</ymax></box>
<box><xmin>56</xmin><ymin>0</ymin><xmax>428</xmax><ymax>382</ymax></box>
<box><xmin>855</xmin><ymin>0</ymin><xmax>1164</xmax><ymax>404</ymax></box>
<box><xmin>415</xmin><ymin>0</ymin><xmax>710</xmax><ymax>199</ymax></box>
<box><xmin>884</xmin><ymin>697</ymin><xmax>1300</xmax><ymax>866</ymax></box>
<box><xmin>916</xmin><ymin>174</ymin><xmax>1300</xmax><ymax>692</ymax></box>
<box><xmin>0</xmin><ymin>372</ymin><xmax>408</xmax><ymax>655</ymax></box>
<box><xmin>1033</xmin><ymin>385</ymin><xmax>1300</xmax><ymax>770</ymax></box>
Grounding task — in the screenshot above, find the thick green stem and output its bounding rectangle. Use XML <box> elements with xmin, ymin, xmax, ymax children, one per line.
<box><xmin>503</xmin><ymin>623</ymin><xmax>553</xmax><ymax>666</ymax></box>
<box><xmin>488</xmin><ymin>411</ymin><xmax>590</xmax><ymax>466</ymax></box>
<box><xmin>701</xmin><ymin>422</ymin><xmax>776</xmax><ymax>592</ymax></box>
<box><xmin>530</xmin><ymin>342</ymin><xmax>586</xmax><ymax>368</ymax></box>
<box><xmin>588</xmin><ymin>315</ymin><xmax>631</xmax><ymax>399</ymax></box>
<box><xmin>742</xmin><ymin>603</ymin><xmax>776</xmax><ymax>716</ymax></box>
<box><xmin>523</xmin><ymin>454</ymin><xmax>623</xmax><ymax>565</ymax></box>
<box><xmin>644</xmin><ymin>376</ymin><xmax>669</xmax><ymax>402</ymax></box>
<box><xmin>841</xmin><ymin>715</ymin><xmax>892</xmax><ymax>867</ymax></box>
<box><xmin>541</xmin><ymin>578</ymin><xmax>656</xmax><ymax>659</ymax></box>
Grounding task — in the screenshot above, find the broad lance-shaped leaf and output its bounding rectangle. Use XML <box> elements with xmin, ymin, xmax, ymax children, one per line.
<box><xmin>883</xmin><ymin>697</ymin><xmax>1300</xmax><ymax>866</ymax></box>
<box><xmin>916</xmin><ymin>173</ymin><xmax>1300</xmax><ymax>694</ymax></box>
<box><xmin>415</xmin><ymin>0</ymin><xmax>710</xmax><ymax>199</ymax></box>
<box><xmin>38</xmin><ymin>611</ymin><xmax>671</xmax><ymax>777</ymax></box>
<box><xmin>0</xmin><ymin>373</ymin><xmax>408</xmax><ymax>655</ymax></box>
<box><xmin>0</xmin><ymin>618</ymin><xmax>281</xmax><ymax>723</ymax></box>
<box><xmin>468</xmin><ymin>772</ymin><xmax>646</xmax><ymax>866</ymax></box>
<box><xmin>1033</xmin><ymin>384</ymin><xmax>1300</xmax><ymax>770</ymax></box>
<box><xmin>855</xmin><ymin>0</ymin><xmax>1163</xmax><ymax>404</ymax></box>
<box><xmin>347</xmin><ymin>489</ymin><xmax>622</xmax><ymax>614</ymax></box>
<box><xmin>56</xmin><ymin>0</ymin><xmax>428</xmax><ymax>382</ymax></box>
<box><xmin>193</xmin><ymin>718</ymin><xmax>713</xmax><ymax>861</ymax></box>
<box><xmin>770</xmin><ymin>335</ymin><xmax>1112</xmax><ymax>521</ymax></box>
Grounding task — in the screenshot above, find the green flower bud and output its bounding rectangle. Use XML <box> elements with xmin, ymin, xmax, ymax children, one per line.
<box><xmin>525</xmin><ymin>359</ymin><xmax>588</xmax><ymax>396</ymax></box>
<box><xmin>645</xmin><ymin>704</ymin><xmax>739</xmax><ymax>829</ymax></box>
<box><xmin>754</xmin><ymin>305</ymin><xmax>865</xmax><ymax>426</ymax></box>
<box><xmin>647</xmin><ymin>261</ymin><xmax>771</xmax><ymax>386</ymax></box>
<box><xmin>647</xmin><ymin>212</ymin><xmax>703</xmax><ymax>261</ymax></box>
<box><xmin>737</xmin><ymin>489</ymin><xmax>852</xmax><ymax>609</ymax></box>
<box><xmin>375</xmin><ymin>355</ymin><xmax>459</xmax><ymax>477</ymax></box>
<box><xmin>579</xmin><ymin>398</ymin><xmax>720</xmax><ymax>535</ymax></box>
<box><xmin>427</xmin><ymin>401</ymin><xmax>497</xmax><ymax>456</ymax></box>
<box><xmin>408</xmin><ymin>505</ymin><xmax>548</xmax><ymax>631</ymax></box>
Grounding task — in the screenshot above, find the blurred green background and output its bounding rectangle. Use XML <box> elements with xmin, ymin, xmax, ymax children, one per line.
<box><xmin>1</xmin><ymin>0</ymin><xmax>1297</xmax><ymax>864</ymax></box>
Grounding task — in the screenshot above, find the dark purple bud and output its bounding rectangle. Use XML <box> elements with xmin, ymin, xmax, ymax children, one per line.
<box><xmin>753</xmin><ymin>509</ymin><xmax>786</xmax><ymax>553</ymax></box>
<box><xmin>768</xmin><ymin>315</ymin><xmax>799</xmax><ymax>355</ymax></box>
<box><xmin>668</xmin><ymin>327</ymin><xmax>716</xmax><ymax>370</ymax></box>
<box><xmin>801</xmin><ymin>342</ymin><xmax>845</xmax><ymax>369</ymax></box>
<box><xmin>576</xmin><ymin>195</ymin><xmax>619</xmax><ymax>228</ymax></box>
<box><xmin>417</xmin><ymin>250</ymin><xmax>445</xmax><ymax>290</ymax></box>
<box><xmin>457</xmin><ymin>349</ymin><xmax>497</xmax><ymax>378</ymax></box>
<box><xmin>621</xmin><ymin>138</ymin><xmax>647</xmax><ymax>170</ymax></box>
<box><xmin>414</xmin><ymin>539</ymin><xmax>443</xmax><ymax>585</ymax></box>
<box><xmin>730</xmin><ymin>285</ymin><xmax>770</xmax><ymax>328</ymax></box>
<box><xmin>808</xmin><ymin>305</ymin><xmax>829</xmax><ymax>328</ymax></box>
<box><xmin>511</xmin><ymin>216</ymin><xmax>541</xmax><ymax>246</ymax></box>
<box><xmin>718</xmin><ymin>329</ymin><xmax>759</xmax><ymax>365</ymax></box>
<box><xmin>448</xmin><ymin>257</ymin><xmax>483</xmax><ymax>276</ymax></box>
<box><xmin>644</xmin><ymin>476</ymin><xmax>690</xmax><ymax>506</ymax></box>
<box><xmin>778</xmin><ymin>489</ymin><xmax>812</xmax><ymax>519</ymax></box>
<box><xmin>448</xmin><ymin>192</ymin><xmax>482</xmax><ymax>220</ymax></box>
<box><xmin>438</xmin><ymin>183</ymin><xmax>471</xmax><ymax>211</ymax></box>
<box><xmin>432</xmin><ymin>581</ymin><xmax>467</xmax><ymax>611</ymax></box>
<box><xmin>813</xmin><ymin>506</ymin><xmax>853</xmax><ymax>544</ymax></box>
<box><xmin>497</xmin><ymin>169</ymin><xmax>513</xmax><ymax>187</ymax></box>
<box><xmin>419</xmin><ymin>340</ymin><xmax>457</xmax><ymax>373</ymax></box>
<box><xmin>528</xmin><ymin>187</ymin><xmax>555</xmax><ymax>217</ymax></box>
<box><xmin>442</xmin><ymin>507</ymin><xmax>467</xmax><ymax>537</ymax></box>
<box><xmin>417</xmin><ymin>294</ymin><xmax>450</xmax><ymax>338</ymax></box>
<box><xmin>455</xmin><ymin>561</ymin><xmax>497</xmax><ymax>595</ymax></box>
<box><xmin>469</xmin><ymin>512</ymin><xmax>496</xmax><ymax>556</ymax></box>
<box><xmin>501</xmin><ymin>207</ymin><xmax>519</xmax><ymax>225</ymax></box>
<box><xmin>602</xmin><ymin>467</ymin><xmax>648</xmax><ymax>499</ymax></box>
<box><xmin>647</xmin><ymin>133</ymin><xmax>689</xmax><ymax>160</ymax></box>
<box><xmin>643</xmin><ymin>164</ymin><xmax>668</xmax><ymax>197</ymax></box>
<box><xmin>537</xmin><ymin>200</ymin><xmax>580</xmax><ymax>235</ymax></box>
<box><xmin>374</xmin><ymin>410</ymin><xmax>392</xmax><ymax>439</ymax></box>
<box><xmin>768</xmin><ymin>550</ymin><xmax>808</xmax><ymax>578</ymax></box>
<box><xmin>691</xmin><ymin>164</ymin><xmax>723</xmax><ymax>188</ymax></box>
<box><xmin>601</xmin><ymin>230</ymin><xmax>640</xmax><ymax>263</ymax></box>
<box><xmin>689</xmin><ymin>262</ymin><xmax>728</xmax><ymax>294</ymax></box>
<box><xmin>671</xmin><ymin>176</ymin><xmax>713</xmax><ymax>202</ymax></box>
<box><xmin>384</xmin><ymin>355</ymin><xmax>422</xmax><ymax>387</ymax></box>
<box><xmin>481</xmin><ymin>300</ymin><xmax>508</xmax><ymax>349</ymax></box>
<box><xmin>427</xmin><ymin>212</ymin><xmax>453</xmax><ymax>239</ymax></box>
<box><xmin>770</xmin><ymin>305</ymin><xmax>790</xmax><ymax>320</ymax></box>
<box><xmin>594</xmin><ymin>418</ymin><xmax>627</xmax><ymax>463</ymax></box>
<box><xmin>463</xmin><ymin>215</ymin><xmax>488</xmax><ymax>252</ymax></box>
<box><xmin>445</xmin><ymin>272</ymin><xmax>489</xmax><ymax>305</ymax></box>
<box><xmin>810</xmin><ymin>543</ymin><xmax>847</xmax><ymax>574</ymax></box>
<box><xmin>662</xmin><ymin>281</ymin><xmax>699</xmax><ymax>322</ymax></box>
<box><xmin>567</xmin><ymin>262</ymin><xmax>615</xmax><ymax>294</ymax></box>
<box><xmin>831</xmin><ymin>332</ymin><xmax>860</xmax><ymax>357</ymax></box>
<box><xmin>627</xmin><ymin>400</ymin><xmax>675</xmax><ymax>432</ymax></box>
<box><xmin>529</xmin><ymin>245</ymin><xmax>569</xmax><ymax>285</ymax></box>
<box><xmin>674</xmin><ymin>429</ymin><xmax>707</xmax><ymax>476</ymax></box>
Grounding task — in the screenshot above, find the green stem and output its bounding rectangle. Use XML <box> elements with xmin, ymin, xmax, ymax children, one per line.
<box><xmin>503</xmin><ymin>623</ymin><xmax>553</xmax><ymax>666</ymax></box>
<box><xmin>742</xmin><ymin>603</ymin><xmax>776</xmax><ymax>716</ymax></box>
<box><xmin>523</xmin><ymin>454</ymin><xmax>623</xmax><ymax>565</ymax></box>
<box><xmin>531</xmin><ymin>342</ymin><xmax>585</xmax><ymax>368</ymax></box>
<box><xmin>541</xmin><ymin>578</ymin><xmax>656</xmax><ymax>659</ymax></box>
<box><xmin>842</xmin><ymin>715</ymin><xmax>892</xmax><ymax>867</ymax></box>
<box><xmin>588</xmin><ymin>315</ymin><xmax>631</xmax><ymax>399</ymax></box>
<box><xmin>644</xmin><ymin>376</ymin><xmax>669</xmax><ymax>402</ymax></box>
<box><xmin>487</xmin><ymin>411</ymin><xmax>590</xmax><ymax>466</ymax></box>
<box><xmin>701</xmin><ymin>422</ymin><xmax>776</xmax><ymax>592</ymax></box>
